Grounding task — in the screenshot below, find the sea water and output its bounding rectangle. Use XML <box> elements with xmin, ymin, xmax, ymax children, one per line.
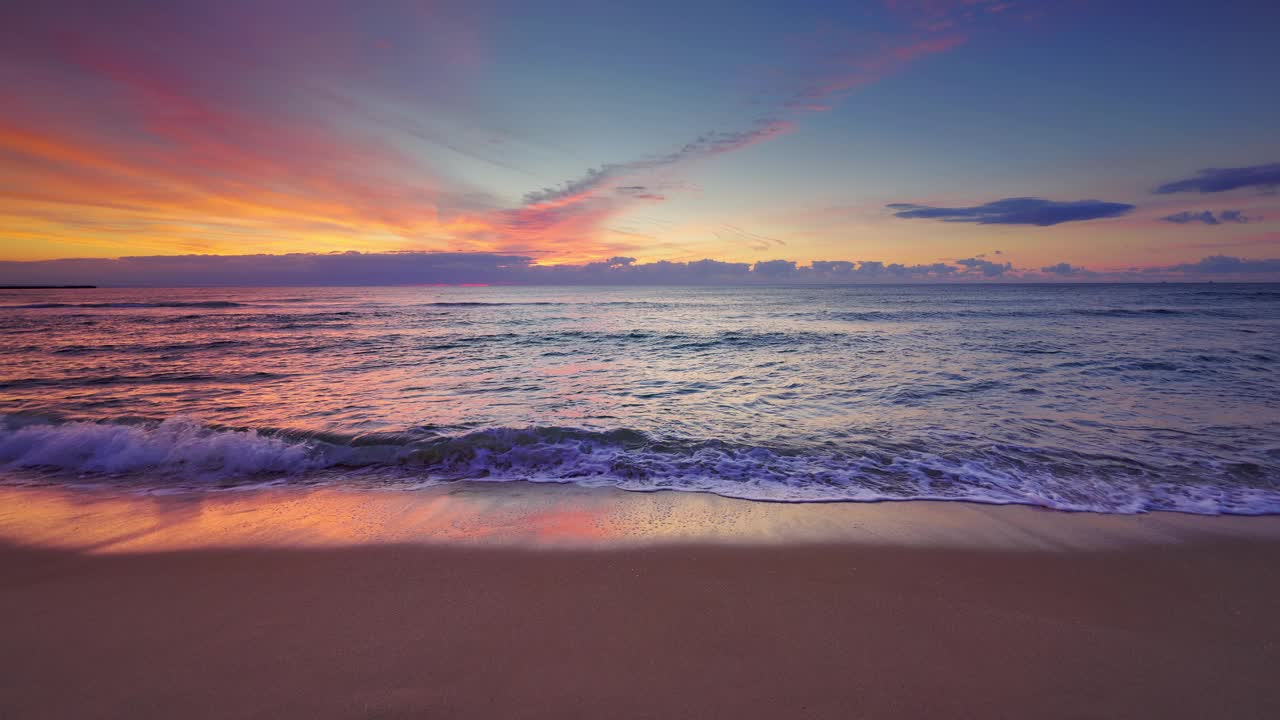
<box><xmin>2</xmin><ymin>284</ymin><xmax>1277</xmax><ymax>514</ymax></box>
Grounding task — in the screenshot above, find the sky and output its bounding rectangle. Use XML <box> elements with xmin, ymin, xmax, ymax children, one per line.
<box><xmin>1</xmin><ymin>0</ymin><xmax>1279</xmax><ymax>284</ymax></box>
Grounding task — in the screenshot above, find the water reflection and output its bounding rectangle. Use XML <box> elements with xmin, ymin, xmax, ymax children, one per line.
<box><xmin>0</xmin><ymin>484</ymin><xmax>660</xmax><ymax>552</ymax></box>
<box><xmin>3</xmin><ymin>483</ymin><xmax>1277</xmax><ymax>554</ymax></box>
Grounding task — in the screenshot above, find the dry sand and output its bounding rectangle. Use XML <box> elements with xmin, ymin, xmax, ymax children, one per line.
<box><xmin>2</xmin><ymin>483</ymin><xmax>1279</xmax><ymax>719</ymax></box>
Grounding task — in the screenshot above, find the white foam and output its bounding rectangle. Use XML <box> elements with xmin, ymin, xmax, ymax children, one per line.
<box><xmin>2</xmin><ymin>416</ymin><xmax>1278</xmax><ymax>515</ymax></box>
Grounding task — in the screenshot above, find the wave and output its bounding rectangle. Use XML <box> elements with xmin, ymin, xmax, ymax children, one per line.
<box><xmin>0</xmin><ymin>372</ymin><xmax>284</xmax><ymax>390</ymax></box>
<box><xmin>51</xmin><ymin>339</ymin><xmax>249</xmax><ymax>356</ymax></box>
<box><xmin>830</xmin><ymin>307</ymin><xmax>1255</xmax><ymax>322</ymax></box>
<box><xmin>0</xmin><ymin>417</ymin><xmax>322</xmax><ymax>476</ymax></box>
<box><xmin>416</xmin><ymin>301</ymin><xmax>668</xmax><ymax>308</ymax></box>
<box><xmin>6</xmin><ymin>301</ymin><xmax>247</xmax><ymax>309</ymax></box>
<box><xmin>2</xmin><ymin>416</ymin><xmax>1277</xmax><ymax>515</ymax></box>
<box><xmin>1070</xmin><ymin>307</ymin><xmax>1232</xmax><ymax>318</ymax></box>
<box><xmin>418</xmin><ymin>301</ymin><xmax>560</xmax><ymax>307</ymax></box>
<box><xmin>8</xmin><ymin>301</ymin><xmax>1265</xmax><ymax>321</ymax></box>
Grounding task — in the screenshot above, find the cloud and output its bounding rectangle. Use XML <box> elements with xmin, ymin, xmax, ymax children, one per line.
<box><xmin>1036</xmin><ymin>255</ymin><xmax>1280</xmax><ymax>280</ymax></box>
<box><xmin>1154</xmin><ymin>163</ymin><xmax>1280</xmax><ymax>194</ymax></box>
<box><xmin>806</xmin><ymin>260</ymin><xmax>959</xmax><ymax>279</ymax></box>
<box><xmin>783</xmin><ymin>35</ymin><xmax>968</xmax><ymax>110</ymax></box>
<box><xmin>887</xmin><ymin>197</ymin><xmax>1135</xmax><ymax>226</ymax></box>
<box><xmin>0</xmin><ymin>252</ymin><xmax>986</xmax><ymax>286</ymax></box>
<box><xmin>496</xmin><ymin>120</ymin><xmax>794</xmax><ymax>248</ymax></box>
<box><xmin>1162</xmin><ymin>211</ymin><xmax>1219</xmax><ymax>225</ymax></box>
<box><xmin>500</xmin><ymin>2</ymin><xmax>1010</xmax><ymax>248</ymax></box>
<box><xmin>5</xmin><ymin>252</ymin><xmax>1280</xmax><ymax>286</ymax></box>
<box><xmin>1219</xmin><ymin>210</ymin><xmax>1258</xmax><ymax>223</ymax></box>
<box><xmin>614</xmin><ymin>186</ymin><xmax>665</xmax><ymax>201</ymax></box>
<box><xmin>1164</xmin><ymin>255</ymin><xmax>1280</xmax><ymax>274</ymax></box>
<box><xmin>0</xmin><ymin>1</ymin><xmax>1049</xmax><ymax>265</ymax></box>
<box><xmin>810</xmin><ymin>260</ymin><xmax>855</xmax><ymax>274</ymax></box>
<box><xmin>1040</xmin><ymin>262</ymin><xmax>1091</xmax><ymax>277</ymax></box>
<box><xmin>956</xmin><ymin>257</ymin><xmax>1012</xmax><ymax>276</ymax></box>
<box><xmin>1161</xmin><ymin>209</ymin><xmax>1257</xmax><ymax>225</ymax></box>
<box><xmin>0</xmin><ymin>0</ymin><xmax>521</xmax><ymax>265</ymax></box>
<box><xmin>520</xmin><ymin>121</ymin><xmax>792</xmax><ymax>207</ymax></box>
<box><xmin>716</xmin><ymin>225</ymin><xmax>786</xmax><ymax>251</ymax></box>
<box><xmin>778</xmin><ymin>2</ymin><xmax>1027</xmax><ymax>111</ymax></box>
<box><xmin>0</xmin><ymin>252</ymin><xmax>535</xmax><ymax>287</ymax></box>
<box><xmin>752</xmin><ymin>259</ymin><xmax>798</xmax><ymax>277</ymax></box>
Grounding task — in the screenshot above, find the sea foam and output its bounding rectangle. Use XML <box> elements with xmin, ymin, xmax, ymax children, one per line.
<box><xmin>3</xmin><ymin>416</ymin><xmax>1278</xmax><ymax>515</ymax></box>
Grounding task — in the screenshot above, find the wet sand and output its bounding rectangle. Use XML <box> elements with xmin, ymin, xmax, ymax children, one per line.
<box><xmin>2</xmin><ymin>483</ymin><xmax>1280</xmax><ymax>718</ymax></box>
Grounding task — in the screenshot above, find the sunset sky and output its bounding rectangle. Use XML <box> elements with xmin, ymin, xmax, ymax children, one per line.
<box><xmin>1</xmin><ymin>0</ymin><xmax>1278</xmax><ymax>283</ymax></box>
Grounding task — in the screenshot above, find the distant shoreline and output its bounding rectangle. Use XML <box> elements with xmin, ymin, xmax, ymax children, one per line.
<box><xmin>0</xmin><ymin>285</ymin><xmax>96</xmax><ymax>289</ymax></box>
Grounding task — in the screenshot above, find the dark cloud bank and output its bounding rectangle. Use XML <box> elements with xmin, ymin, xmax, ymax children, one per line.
<box><xmin>3</xmin><ymin>252</ymin><xmax>1279</xmax><ymax>287</ymax></box>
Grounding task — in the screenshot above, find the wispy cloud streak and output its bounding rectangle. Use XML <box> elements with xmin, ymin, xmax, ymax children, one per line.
<box><xmin>500</xmin><ymin>0</ymin><xmax>1018</xmax><ymax>248</ymax></box>
<box><xmin>0</xmin><ymin>1</ymin><xmax>503</xmax><ymax>257</ymax></box>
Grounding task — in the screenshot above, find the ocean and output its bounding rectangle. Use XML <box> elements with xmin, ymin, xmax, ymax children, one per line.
<box><xmin>1</xmin><ymin>283</ymin><xmax>1277</xmax><ymax>514</ymax></box>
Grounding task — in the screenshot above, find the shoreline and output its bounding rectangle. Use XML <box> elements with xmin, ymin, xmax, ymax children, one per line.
<box><xmin>4</xmin><ymin>481</ymin><xmax>1280</xmax><ymax>553</ymax></box>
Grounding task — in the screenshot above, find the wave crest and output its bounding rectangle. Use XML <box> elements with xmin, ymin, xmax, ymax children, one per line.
<box><xmin>0</xmin><ymin>416</ymin><xmax>321</xmax><ymax>476</ymax></box>
<box><xmin>2</xmin><ymin>416</ymin><xmax>1277</xmax><ymax>515</ymax></box>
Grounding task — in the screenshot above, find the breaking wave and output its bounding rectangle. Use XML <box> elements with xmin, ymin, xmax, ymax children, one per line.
<box><xmin>2</xmin><ymin>416</ymin><xmax>1276</xmax><ymax>515</ymax></box>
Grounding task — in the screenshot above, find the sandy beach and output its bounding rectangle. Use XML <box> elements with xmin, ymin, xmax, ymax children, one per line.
<box><xmin>2</xmin><ymin>483</ymin><xmax>1280</xmax><ymax>719</ymax></box>
<box><xmin>4</xmin><ymin>0</ymin><xmax>1279</xmax><ymax>714</ymax></box>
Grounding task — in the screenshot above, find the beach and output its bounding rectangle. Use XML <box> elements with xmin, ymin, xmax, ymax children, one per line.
<box><xmin>3</xmin><ymin>483</ymin><xmax>1280</xmax><ymax>719</ymax></box>
<box><xmin>3</xmin><ymin>0</ymin><xmax>1279</xmax><ymax>715</ymax></box>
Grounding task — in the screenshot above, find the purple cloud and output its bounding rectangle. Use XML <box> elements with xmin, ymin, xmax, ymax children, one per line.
<box><xmin>4</xmin><ymin>252</ymin><xmax>1279</xmax><ymax>287</ymax></box>
<box><xmin>1154</xmin><ymin>163</ymin><xmax>1280</xmax><ymax>194</ymax></box>
<box><xmin>1161</xmin><ymin>210</ymin><xmax>1257</xmax><ymax>225</ymax></box>
<box><xmin>887</xmin><ymin>198</ymin><xmax>1135</xmax><ymax>226</ymax></box>
<box><xmin>1165</xmin><ymin>255</ymin><xmax>1280</xmax><ymax>274</ymax></box>
<box><xmin>956</xmin><ymin>257</ymin><xmax>1012</xmax><ymax>276</ymax></box>
<box><xmin>1040</xmin><ymin>262</ymin><xmax>1091</xmax><ymax>277</ymax></box>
